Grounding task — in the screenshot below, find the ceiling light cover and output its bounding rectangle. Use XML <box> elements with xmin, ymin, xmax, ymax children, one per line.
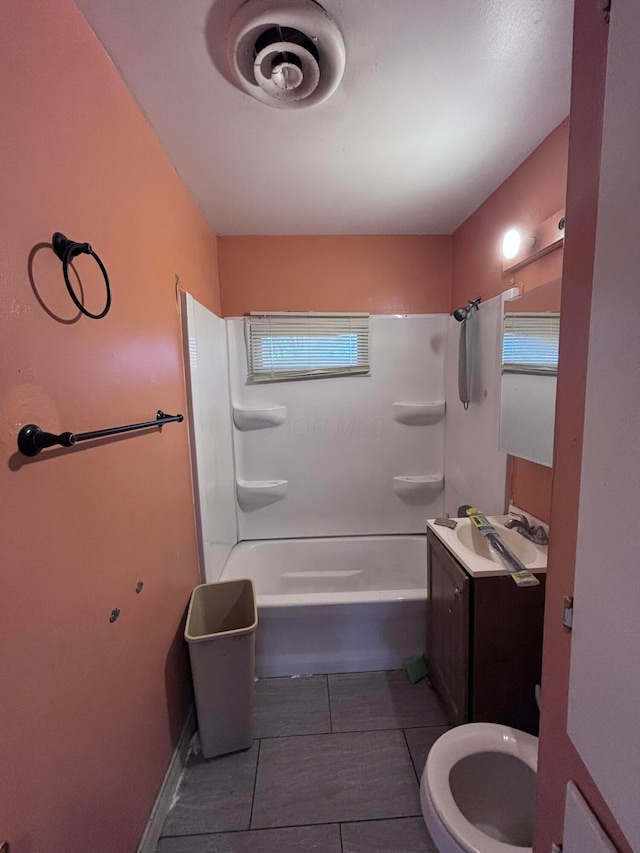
<box><xmin>227</xmin><ymin>0</ymin><xmax>346</xmax><ymax>110</ymax></box>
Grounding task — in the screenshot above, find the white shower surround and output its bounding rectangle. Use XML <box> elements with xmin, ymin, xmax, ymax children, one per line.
<box><xmin>181</xmin><ymin>293</ymin><xmax>237</xmax><ymax>582</ymax></box>
<box><xmin>227</xmin><ymin>314</ymin><xmax>448</xmax><ymax>541</ymax></box>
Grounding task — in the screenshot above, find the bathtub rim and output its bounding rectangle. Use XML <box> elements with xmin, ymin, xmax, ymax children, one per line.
<box><xmin>220</xmin><ymin>532</ymin><xmax>428</xmax><ymax>609</ymax></box>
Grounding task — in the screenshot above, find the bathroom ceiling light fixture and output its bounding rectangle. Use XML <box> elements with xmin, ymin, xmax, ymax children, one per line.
<box><xmin>226</xmin><ymin>0</ymin><xmax>345</xmax><ymax>110</ymax></box>
<box><xmin>502</xmin><ymin>209</ymin><xmax>566</xmax><ymax>273</ymax></box>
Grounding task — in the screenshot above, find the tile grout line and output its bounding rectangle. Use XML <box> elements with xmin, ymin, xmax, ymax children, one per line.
<box><xmin>326</xmin><ymin>673</ymin><xmax>334</xmax><ymax>733</ymax></box>
<box><xmin>339</xmin><ymin>821</ymin><xmax>344</xmax><ymax>853</ymax></box>
<box><xmin>257</xmin><ymin>727</ymin><xmax>406</xmax><ymax>743</ymax></box>
<box><xmin>249</xmin><ymin>812</ymin><xmax>424</xmax><ymax>836</ymax></box>
<box><xmin>340</xmin><ymin>814</ymin><xmax>424</xmax><ymax>826</ymax></box>
<box><xmin>402</xmin><ymin>727</ymin><xmax>422</xmax><ymax>786</ymax></box>
<box><xmin>161</xmin><ymin>814</ymin><xmax>426</xmax><ymax>841</ymax></box>
<box><xmin>256</xmin><ymin>722</ymin><xmax>448</xmax><ymax>741</ymax></box>
<box><xmin>248</xmin><ymin>738</ymin><xmax>262</xmax><ymax>831</ymax></box>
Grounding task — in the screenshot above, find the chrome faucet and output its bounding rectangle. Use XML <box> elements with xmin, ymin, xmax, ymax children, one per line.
<box><xmin>504</xmin><ymin>513</ymin><xmax>549</xmax><ymax>545</ymax></box>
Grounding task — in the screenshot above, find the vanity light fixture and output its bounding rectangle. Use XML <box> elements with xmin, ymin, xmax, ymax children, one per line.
<box><xmin>502</xmin><ymin>228</ymin><xmax>536</xmax><ymax>261</ymax></box>
<box><xmin>502</xmin><ymin>209</ymin><xmax>565</xmax><ymax>273</ymax></box>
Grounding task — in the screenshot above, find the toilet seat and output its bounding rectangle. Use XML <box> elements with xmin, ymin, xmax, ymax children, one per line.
<box><xmin>423</xmin><ymin>723</ymin><xmax>538</xmax><ymax>853</ymax></box>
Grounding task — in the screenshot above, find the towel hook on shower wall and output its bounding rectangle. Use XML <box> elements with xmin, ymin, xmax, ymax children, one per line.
<box><xmin>52</xmin><ymin>232</ymin><xmax>112</xmax><ymax>319</ymax></box>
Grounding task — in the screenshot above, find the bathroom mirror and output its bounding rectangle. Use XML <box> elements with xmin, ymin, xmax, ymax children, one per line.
<box><xmin>499</xmin><ymin>279</ymin><xmax>561</xmax><ymax>467</ymax></box>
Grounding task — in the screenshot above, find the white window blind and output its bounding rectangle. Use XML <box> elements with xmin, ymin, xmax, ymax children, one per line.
<box><xmin>502</xmin><ymin>312</ymin><xmax>560</xmax><ymax>375</ymax></box>
<box><xmin>246</xmin><ymin>312</ymin><xmax>370</xmax><ymax>383</ymax></box>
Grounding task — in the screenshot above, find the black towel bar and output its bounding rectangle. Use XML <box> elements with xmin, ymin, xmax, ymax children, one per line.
<box><xmin>17</xmin><ymin>410</ymin><xmax>183</xmax><ymax>457</ymax></box>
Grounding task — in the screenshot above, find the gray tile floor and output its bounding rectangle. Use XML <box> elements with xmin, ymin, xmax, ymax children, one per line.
<box><xmin>158</xmin><ymin>671</ymin><xmax>452</xmax><ymax>853</ymax></box>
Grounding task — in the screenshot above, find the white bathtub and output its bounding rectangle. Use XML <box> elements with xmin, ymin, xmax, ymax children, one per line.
<box><xmin>220</xmin><ymin>535</ymin><xmax>427</xmax><ymax>677</ymax></box>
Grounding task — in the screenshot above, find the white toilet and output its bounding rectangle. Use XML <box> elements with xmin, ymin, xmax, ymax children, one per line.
<box><xmin>420</xmin><ymin>723</ymin><xmax>538</xmax><ymax>853</ymax></box>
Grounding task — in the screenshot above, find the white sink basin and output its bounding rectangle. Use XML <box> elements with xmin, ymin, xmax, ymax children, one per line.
<box><xmin>427</xmin><ymin>514</ymin><xmax>548</xmax><ymax>578</ymax></box>
<box><xmin>455</xmin><ymin>522</ymin><xmax>539</xmax><ymax>566</ymax></box>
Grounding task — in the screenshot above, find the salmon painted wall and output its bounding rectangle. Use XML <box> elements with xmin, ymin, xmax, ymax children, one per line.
<box><xmin>0</xmin><ymin>3</ymin><xmax>219</xmax><ymax>852</ymax></box>
<box><xmin>535</xmin><ymin>4</ymin><xmax>631</xmax><ymax>851</ymax></box>
<box><xmin>452</xmin><ymin>120</ymin><xmax>569</xmax><ymax>523</ymax></box>
<box><xmin>218</xmin><ymin>235</ymin><xmax>452</xmax><ymax>316</ymax></box>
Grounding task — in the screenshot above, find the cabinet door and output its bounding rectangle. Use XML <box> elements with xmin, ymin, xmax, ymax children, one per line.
<box><xmin>471</xmin><ymin>574</ymin><xmax>545</xmax><ymax>734</ymax></box>
<box><xmin>427</xmin><ymin>532</ymin><xmax>470</xmax><ymax>724</ymax></box>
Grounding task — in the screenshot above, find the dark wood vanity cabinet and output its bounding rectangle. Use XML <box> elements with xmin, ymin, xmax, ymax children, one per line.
<box><xmin>426</xmin><ymin>529</ymin><xmax>546</xmax><ymax>734</ymax></box>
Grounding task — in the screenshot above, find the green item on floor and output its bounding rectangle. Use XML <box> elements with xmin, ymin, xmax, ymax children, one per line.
<box><xmin>403</xmin><ymin>653</ymin><xmax>428</xmax><ymax>684</ymax></box>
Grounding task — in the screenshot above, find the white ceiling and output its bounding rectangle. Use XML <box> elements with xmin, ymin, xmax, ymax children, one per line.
<box><xmin>76</xmin><ymin>0</ymin><xmax>573</xmax><ymax>235</ymax></box>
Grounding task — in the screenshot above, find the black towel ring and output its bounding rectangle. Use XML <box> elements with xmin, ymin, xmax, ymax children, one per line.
<box><xmin>52</xmin><ymin>232</ymin><xmax>112</xmax><ymax>319</ymax></box>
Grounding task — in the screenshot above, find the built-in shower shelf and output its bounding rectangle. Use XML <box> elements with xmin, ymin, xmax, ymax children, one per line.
<box><xmin>392</xmin><ymin>401</ymin><xmax>445</xmax><ymax>426</ymax></box>
<box><xmin>233</xmin><ymin>405</ymin><xmax>287</xmax><ymax>431</ymax></box>
<box><xmin>393</xmin><ymin>474</ymin><xmax>444</xmax><ymax>503</ymax></box>
<box><xmin>236</xmin><ymin>479</ymin><xmax>288</xmax><ymax>511</ymax></box>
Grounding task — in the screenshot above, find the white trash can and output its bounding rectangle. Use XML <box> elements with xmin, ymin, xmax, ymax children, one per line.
<box><xmin>185</xmin><ymin>579</ymin><xmax>258</xmax><ymax>758</ymax></box>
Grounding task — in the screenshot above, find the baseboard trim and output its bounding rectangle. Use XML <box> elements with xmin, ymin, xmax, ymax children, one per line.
<box><xmin>137</xmin><ymin>707</ymin><xmax>196</xmax><ymax>853</ymax></box>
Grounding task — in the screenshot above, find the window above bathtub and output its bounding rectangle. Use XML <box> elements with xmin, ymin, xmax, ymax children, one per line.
<box><xmin>246</xmin><ymin>313</ymin><xmax>370</xmax><ymax>383</ymax></box>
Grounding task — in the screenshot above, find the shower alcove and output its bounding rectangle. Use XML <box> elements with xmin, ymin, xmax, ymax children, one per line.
<box><xmin>182</xmin><ymin>295</ymin><xmax>510</xmax><ymax>676</ymax></box>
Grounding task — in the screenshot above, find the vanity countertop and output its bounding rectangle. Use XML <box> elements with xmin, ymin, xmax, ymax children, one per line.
<box><xmin>426</xmin><ymin>514</ymin><xmax>548</xmax><ymax>578</ymax></box>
